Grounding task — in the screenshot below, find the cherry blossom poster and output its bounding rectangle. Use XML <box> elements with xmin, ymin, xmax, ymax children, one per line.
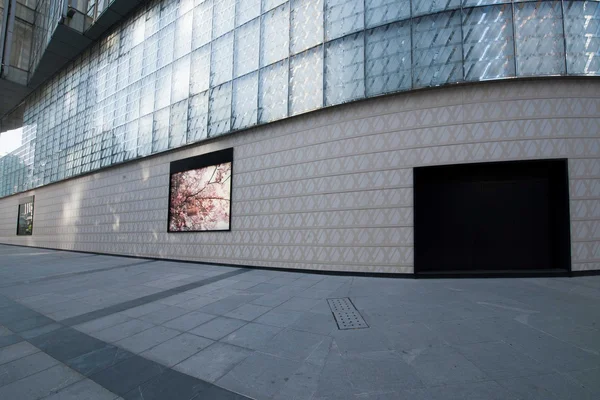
<box><xmin>168</xmin><ymin>149</ymin><xmax>233</xmax><ymax>232</ymax></box>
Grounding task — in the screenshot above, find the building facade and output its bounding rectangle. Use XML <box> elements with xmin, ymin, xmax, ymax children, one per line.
<box><xmin>1</xmin><ymin>0</ymin><xmax>599</xmax><ymax>274</ymax></box>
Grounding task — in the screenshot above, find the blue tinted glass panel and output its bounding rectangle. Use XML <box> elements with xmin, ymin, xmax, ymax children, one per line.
<box><xmin>365</xmin><ymin>21</ymin><xmax>411</xmax><ymax>96</ymax></box>
<box><xmin>564</xmin><ymin>1</ymin><xmax>600</xmax><ymax>75</ymax></box>
<box><xmin>325</xmin><ymin>32</ymin><xmax>365</xmax><ymax>105</ymax></box>
<box><xmin>326</xmin><ymin>0</ymin><xmax>364</xmax><ymax>40</ymax></box>
<box><xmin>413</xmin><ymin>10</ymin><xmax>463</xmax><ymax>88</ymax></box>
<box><xmin>172</xmin><ymin>55</ymin><xmax>191</xmax><ymax>104</ymax></box>
<box><xmin>138</xmin><ymin>114</ymin><xmax>153</xmax><ymax>157</ymax></box>
<box><xmin>514</xmin><ymin>1</ymin><xmax>566</xmax><ymax>76</ymax></box>
<box><xmin>264</xmin><ymin>0</ymin><xmax>287</xmax><ymax>13</ymax></box>
<box><xmin>192</xmin><ymin>0</ymin><xmax>213</xmax><ymax>49</ymax></box>
<box><xmin>211</xmin><ymin>32</ymin><xmax>234</xmax><ymax>86</ymax></box>
<box><xmin>235</xmin><ymin>17</ymin><xmax>260</xmax><ymax>77</ymax></box>
<box><xmin>413</xmin><ymin>0</ymin><xmax>461</xmax><ymax>17</ymax></box>
<box><xmin>152</xmin><ymin>107</ymin><xmax>170</xmax><ymax>153</ymax></box>
<box><xmin>174</xmin><ymin>10</ymin><xmax>193</xmax><ymax>59</ymax></box>
<box><xmin>232</xmin><ymin>72</ymin><xmax>259</xmax><ymax>130</ymax></box>
<box><xmin>213</xmin><ymin>0</ymin><xmax>236</xmax><ymax>38</ymax></box>
<box><xmin>190</xmin><ymin>45</ymin><xmax>211</xmax><ymax>95</ymax></box>
<box><xmin>462</xmin><ymin>0</ymin><xmax>508</xmax><ymax>6</ymax></box>
<box><xmin>259</xmin><ymin>60</ymin><xmax>289</xmax><ymax>123</ymax></box>
<box><xmin>261</xmin><ymin>3</ymin><xmax>290</xmax><ymax>66</ymax></box>
<box><xmin>365</xmin><ymin>0</ymin><xmax>410</xmax><ymax>29</ymax></box>
<box><xmin>209</xmin><ymin>82</ymin><xmax>232</xmax><ymax>136</ymax></box>
<box><xmin>237</xmin><ymin>0</ymin><xmax>260</xmax><ymax>26</ymax></box>
<box><xmin>169</xmin><ymin>99</ymin><xmax>188</xmax><ymax>149</ymax></box>
<box><xmin>291</xmin><ymin>0</ymin><xmax>324</xmax><ymax>55</ymax></box>
<box><xmin>188</xmin><ymin>90</ymin><xmax>209</xmax><ymax>143</ymax></box>
<box><xmin>289</xmin><ymin>46</ymin><xmax>323</xmax><ymax>116</ymax></box>
<box><xmin>462</xmin><ymin>5</ymin><xmax>515</xmax><ymax>81</ymax></box>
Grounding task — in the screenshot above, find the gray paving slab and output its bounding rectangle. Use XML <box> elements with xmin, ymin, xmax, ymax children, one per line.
<box><xmin>0</xmin><ymin>304</ymin><xmax>42</xmax><ymax>325</ymax></box>
<box><xmin>199</xmin><ymin>294</ymin><xmax>261</xmax><ymax>315</ymax></box>
<box><xmin>89</xmin><ymin>355</ymin><xmax>166</xmax><ymax>396</ymax></box>
<box><xmin>0</xmin><ymin>341</ymin><xmax>39</xmax><ymax>365</ymax></box>
<box><xmin>65</xmin><ymin>344</ymin><xmax>134</xmax><ymax>377</ymax></box>
<box><xmin>277</xmin><ymin>297</ymin><xmax>321</xmax><ymax>311</ymax></box>
<box><xmin>0</xmin><ymin>364</ymin><xmax>84</xmax><ymax>400</ymax></box>
<box><xmin>250</xmin><ymin>293</ymin><xmax>293</xmax><ymax>307</ymax></box>
<box><xmin>0</xmin><ymin>351</ymin><xmax>59</xmax><ymax>387</ymax></box>
<box><xmin>216</xmin><ymin>352</ymin><xmax>302</xmax><ymax>399</ymax></box>
<box><xmin>565</xmin><ymin>367</ymin><xmax>600</xmax><ymax>394</ymax></box>
<box><xmin>138</xmin><ymin>306</ymin><xmax>190</xmax><ymax>325</ymax></box>
<box><xmin>0</xmin><ymin>333</ymin><xmax>22</xmax><ymax>349</ymax></box>
<box><xmin>296</xmin><ymin>287</ymin><xmax>338</xmax><ymax>299</ymax></box>
<box><xmin>221</xmin><ymin>322</ymin><xmax>282</xmax><ymax>350</ymax></box>
<box><xmin>227</xmin><ymin>280</ymin><xmax>262</xmax><ymax>290</ymax></box>
<box><xmin>122</xmin><ymin>368</ymin><xmax>209</xmax><ymax>400</ymax></box>
<box><xmin>267</xmin><ymin>277</ymin><xmax>300</xmax><ymax>286</ymax></box>
<box><xmin>224</xmin><ymin>304</ymin><xmax>272</xmax><ymax>321</ymax></box>
<box><xmin>425</xmin><ymin>318</ymin><xmax>501</xmax><ymax>345</ymax></box>
<box><xmin>162</xmin><ymin>310</ymin><xmax>217</xmax><ymax>331</ymax></box>
<box><xmin>20</xmin><ymin>322</ymin><xmax>63</xmax><ymax>340</ymax></box>
<box><xmin>0</xmin><ymin>325</ymin><xmax>12</xmax><ymax>336</ymax></box>
<box><xmin>496</xmin><ymin>372</ymin><xmax>598</xmax><ymax>400</ymax></box>
<box><xmin>289</xmin><ymin>311</ymin><xmax>337</xmax><ymax>336</ymax></box>
<box><xmin>245</xmin><ymin>283</ymin><xmax>283</xmax><ymax>293</ymax></box>
<box><xmin>311</xmin><ymin>344</ymin><xmax>356</xmax><ymax>399</ymax></box>
<box><xmin>141</xmin><ymin>333</ymin><xmax>214</xmax><ymax>367</ymax></box>
<box><xmin>189</xmin><ymin>317</ymin><xmax>247</xmax><ymax>340</ymax></box>
<box><xmin>254</xmin><ymin>308</ymin><xmax>305</xmax><ymax>328</ymax></box>
<box><xmin>156</xmin><ymin>292</ymin><xmax>198</xmax><ymax>306</ymax></box>
<box><xmin>342</xmin><ymin>350</ymin><xmax>425</xmax><ymax>392</ymax></box>
<box><xmin>175</xmin><ymin>296</ymin><xmax>220</xmax><ymax>311</ymax></box>
<box><xmin>272</xmin><ymin>362</ymin><xmax>321</xmax><ymax>400</ymax></box>
<box><xmin>455</xmin><ymin>340</ymin><xmax>553</xmax><ymax>379</ymax></box>
<box><xmin>259</xmin><ymin>329</ymin><xmax>329</xmax><ymax>361</ymax></box>
<box><xmin>120</xmin><ymin>303</ymin><xmax>168</xmax><ymax>318</ymax></box>
<box><xmin>506</xmin><ymin>329</ymin><xmax>600</xmax><ymax>371</ymax></box>
<box><xmin>382</xmin><ymin>321</ymin><xmax>447</xmax><ymax>350</ymax></box>
<box><xmin>115</xmin><ymin>326</ymin><xmax>180</xmax><ymax>354</ymax></box>
<box><xmin>4</xmin><ymin>314</ymin><xmax>56</xmax><ymax>333</ymax></box>
<box><xmin>174</xmin><ymin>342</ymin><xmax>253</xmax><ymax>383</ymax></box>
<box><xmin>192</xmin><ymin>385</ymin><xmax>249</xmax><ymax>400</ymax></box>
<box><xmin>398</xmin><ymin>380</ymin><xmax>519</xmax><ymax>400</ymax></box>
<box><xmin>39</xmin><ymin>378</ymin><xmax>119</xmax><ymax>400</ymax></box>
<box><xmin>29</xmin><ymin>327</ymin><xmax>107</xmax><ymax>362</ymax></box>
<box><xmin>91</xmin><ymin>319</ymin><xmax>155</xmax><ymax>343</ymax></box>
<box><xmin>331</xmin><ymin>327</ymin><xmax>394</xmax><ymax>354</ymax></box>
<box><xmin>74</xmin><ymin>314</ymin><xmax>132</xmax><ymax>334</ymax></box>
<box><xmin>404</xmin><ymin>345</ymin><xmax>488</xmax><ymax>387</ymax></box>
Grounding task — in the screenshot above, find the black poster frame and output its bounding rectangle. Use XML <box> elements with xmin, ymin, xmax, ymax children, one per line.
<box><xmin>167</xmin><ymin>148</ymin><xmax>234</xmax><ymax>233</ymax></box>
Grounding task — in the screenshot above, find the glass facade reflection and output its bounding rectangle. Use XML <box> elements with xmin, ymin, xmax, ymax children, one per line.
<box><xmin>1</xmin><ymin>0</ymin><xmax>600</xmax><ymax>198</ymax></box>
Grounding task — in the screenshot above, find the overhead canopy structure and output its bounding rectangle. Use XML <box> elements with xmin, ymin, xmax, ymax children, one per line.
<box><xmin>0</xmin><ymin>0</ymin><xmax>146</xmax><ymax>123</ymax></box>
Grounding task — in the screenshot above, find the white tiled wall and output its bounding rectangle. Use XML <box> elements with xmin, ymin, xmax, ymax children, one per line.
<box><xmin>1</xmin><ymin>78</ymin><xmax>599</xmax><ymax>273</ymax></box>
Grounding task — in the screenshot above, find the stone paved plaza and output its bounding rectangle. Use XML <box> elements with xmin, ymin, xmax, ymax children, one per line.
<box><xmin>0</xmin><ymin>244</ymin><xmax>599</xmax><ymax>399</ymax></box>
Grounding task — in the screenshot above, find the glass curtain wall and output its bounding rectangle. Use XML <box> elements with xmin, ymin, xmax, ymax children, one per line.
<box><xmin>30</xmin><ymin>0</ymin><xmax>65</xmax><ymax>74</ymax></box>
<box><xmin>1</xmin><ymin>0</ymin><xmax>599</xmax><ymax>198</ymax></box>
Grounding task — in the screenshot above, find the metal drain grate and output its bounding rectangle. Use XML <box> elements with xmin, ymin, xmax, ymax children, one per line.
<box><xmin>327</xmin><ymin>298</ymin><xmax>369</xmax><ymax>330</ymax></box>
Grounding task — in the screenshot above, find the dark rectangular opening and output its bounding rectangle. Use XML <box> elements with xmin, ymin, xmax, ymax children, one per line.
<box><xmin>16</xmin><ymin>195</ymin><xmax>35</xmax><ymax>236</ymax></box>
<box><xmin>414</xmin><ymin>159</ymin><xmax>571</xmax><ymax>274</ymax></box>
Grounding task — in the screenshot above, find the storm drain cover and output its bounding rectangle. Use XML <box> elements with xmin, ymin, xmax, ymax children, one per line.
<box><xmin>327</xmin><ymin>298</ymin><xmax>369</xmax><ymax>330</ymax></box>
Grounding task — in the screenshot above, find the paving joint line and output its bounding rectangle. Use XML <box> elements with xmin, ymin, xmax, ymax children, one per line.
<box><xmin>0</xmin><ymin>260</ymin><xmax>158</xmax><ymax>288</ymax></box>
<box><xmin>59</xmin><ymin>267</ymin><xmax>250</xmax><ymax>327</ymax></box>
